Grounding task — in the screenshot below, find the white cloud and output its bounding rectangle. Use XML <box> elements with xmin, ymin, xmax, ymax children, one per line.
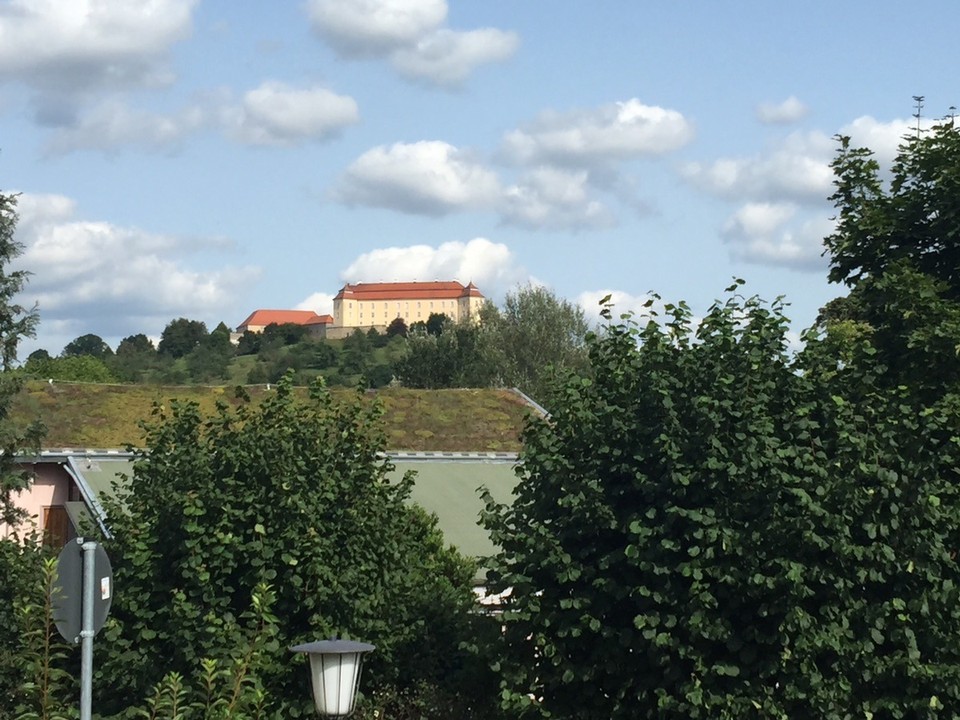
<box><xmin>501</xmin><ymin>167</ymin><xmax>613</xmax><ymax>230</ymax></box>
<box><xmin>682</xmin><ymin>130</ymin><xmax>834</xmax><ymax>203</ymax></box>
<box><xmin>305</xmin><ymin>0</ymin><xmax>515</xmax><ymax>86</ymax></box>
<box><xmin>336</xmin><ymin>141</ymin><xmax>501</xmax><ymax>215</ymax></box>
<box><xmin>721</xmin><ymin>202</ymin><xmax>833</xmax><ymax>270</ymax></box>
<box><xmin>295</xmin><ymin>292</ymin><xmax>335</xmax><ymax>316</ymax></box>
<box><xmin>226</xmin><ymin>82</ymin><xmax>359</xmax><ymax>146</ymax></box>
<box><xmin>42</xmin><ymin>82</ymin><xmax>359</xmax><ymax>154</ymax></box>
<box><xmin>306</xmin><ymin>0</ymin><xmax>446</xmax><ymax>56</ymax></box>
<box><xmin>0</xmin><ymin>0</ymin><xmax>195</xmax><ymax>99</ymax></box>
<box><xmin>502</xmin><ymin>99</ymin><xmax>694</xmax><ymax>167</ymax></box>
<box><xmin>756</xmin><ymin>96</ymin><xmax>808</xmax><ymax>125</ymax></box>
<box><xmin>391</xmin><ymin>28</ymin><xmax>519</xmax><ymax>87</ymax></box>
<box><xmin>43</xmin><ymin>98</ymin><xmax>206</xmax><ymax>154</ymax></box>
<box><xmin>839</xmin><ymin>115</ymin><xmax>935</xmax><ymax>167</ymax></box>
<box><xmin>13</xmin><ymin>193</ymin><xmax>260</xmax><ymax>346</ymax></box>
<box><xmin>338</xmin><ymin>237</ymin><xmax>530</xmax><ymax>299</ymax></box>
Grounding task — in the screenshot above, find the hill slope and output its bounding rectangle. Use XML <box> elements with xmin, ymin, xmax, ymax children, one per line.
<box><xmin>14</xmin><ymin>380</ymin><xmax>533</xmax><ymax>452</ymax></box>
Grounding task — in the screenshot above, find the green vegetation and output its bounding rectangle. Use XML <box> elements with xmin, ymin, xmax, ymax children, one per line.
<box><xmin>12</xmin><ymin>380</ymin><xmax>531</xmax><ymax>451</ymax></box>
<box><xmin>95</xmin><ymin>375</ymin><xmax>498</xmax><ymax>717</ymax></box>
<box><xmin>25</xmin><ymin>286</ymin><xmax>591</xmax><ymax>408</ymax></box>
<box><xmin>481</xmin><ymin>118</ymin><xmax>960</xmax><ymax>718</ymax></box>
<box><xmin>0</xmin><ymin>183</ymin><xmax>48</xmax><ymax>718</ymax></box>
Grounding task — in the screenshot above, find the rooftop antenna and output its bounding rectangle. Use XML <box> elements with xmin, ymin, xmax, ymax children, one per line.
<box><xmin>913</xmin><ymin>95</ymin><xmax>925</xmax><ymax>137</ymax></box>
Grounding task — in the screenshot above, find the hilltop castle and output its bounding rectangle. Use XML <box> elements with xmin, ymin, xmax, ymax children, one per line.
<box><xmin>238</xmin><ymin>280</ymin><xmax>485</xmax><ymax>340</ymax></box>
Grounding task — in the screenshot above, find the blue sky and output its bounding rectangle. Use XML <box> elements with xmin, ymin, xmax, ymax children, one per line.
<box><xmin>2</xmin><ymin>0</ymin><xmax>956</xmax><ymax>356</ymax></box>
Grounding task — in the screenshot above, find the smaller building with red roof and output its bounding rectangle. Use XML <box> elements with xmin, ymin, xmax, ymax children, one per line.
<box><xmin>236</xmin><ymin>309</ymin><xmax>333</xmax><ymax>337</ymax></box>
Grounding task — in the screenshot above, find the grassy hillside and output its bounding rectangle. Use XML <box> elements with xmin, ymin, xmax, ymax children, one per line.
<box><xmin>13</xmin><ymin>380</ymin><xmax>534</xmax><ymax>452</ymax></box>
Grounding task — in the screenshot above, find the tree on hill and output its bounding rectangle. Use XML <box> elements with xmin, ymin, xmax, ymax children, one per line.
<box><xmin>116</xmin><ymin>333</ymin><xmax>155</xmax><ymax>355</ymax></box>
<box><xmin>109</xmin><ymin>333</ymin><xmax>160</xmax><ymax>383</ymax></box>
<box><xmin>485</xmin><ymin>284</ymin><xmax>590</xmax><ymax>404</ymax></box>
<box><xmin>61</xmin><ymin>333</ymin><xmax>112</xmax><ymax>359</ymax></box>
<box><xmin>25</xmin><ymin>354</ymin><xmax>116</xmax><ymax>383</ymax></box>
<box><xmin>396</xmin><ymin>319</ymin><xmax>501</xmax><ymax>389</ymax></box>
<box><xmin>261</xmin><ymin>321</ymin><xmax>307</xmax><ymax>347</ymax></box>
<box><xmin>386</xmin><ymin>317</ymin><xmax>408</xmax><ymax>337</ymax></box>
<box><xmin>98</xmin><ymin>376</ymin><xmax>492</xmax><ymax>716</ymax></box>
<box><xmin>184</xmin><ymin>322</ymin><xmax>234</xmax><ymax>383</ymax></box>
<box><xmin>158</xmin><ymin>317</ymin><xmax>208</xmax><ymax>358</ymax></box>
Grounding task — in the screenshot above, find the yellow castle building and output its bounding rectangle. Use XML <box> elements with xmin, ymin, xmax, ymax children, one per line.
<box><xmin>332</xmin><ymin>281</ymin><xmax>485</xmax><ymax>331</ymax></box>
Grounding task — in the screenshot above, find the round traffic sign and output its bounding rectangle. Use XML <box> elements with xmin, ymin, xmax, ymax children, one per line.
<box><xmin>52</xmin><ymin>539</ymin><xmax>113</xmax><ymax>644</ymax></box>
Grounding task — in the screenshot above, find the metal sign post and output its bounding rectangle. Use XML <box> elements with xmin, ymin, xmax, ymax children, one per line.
<box><xmin>52</xmin><ymin>538</ymin><xmax>113</xmax><ymax>720</ymax></box>
<box><xmin>80</xmin><ymin>540</ymin><xmax>96</xmax><ymax>720</ymax></box>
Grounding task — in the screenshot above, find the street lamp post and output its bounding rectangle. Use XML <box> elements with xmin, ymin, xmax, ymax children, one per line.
<box><xmin>290</xmin><ymin>639</ymin><xmax>375</xmax><ymax>717</ymax></box>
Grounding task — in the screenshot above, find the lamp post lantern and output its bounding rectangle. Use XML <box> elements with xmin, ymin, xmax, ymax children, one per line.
<box><xmin>290</xmin><ymin>639</ymin><xmax>375</xmax><ymax>717</ymax></box>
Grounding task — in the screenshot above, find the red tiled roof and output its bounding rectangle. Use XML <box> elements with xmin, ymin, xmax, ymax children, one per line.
<box><xmin>237</xmin><ymin>309</ymin><xmax>332</xmax><ymax>329</ymax></box>
<box><xmin>334</xmin><ymin>281</ymin><xmax>485</xmax><ymax>301</ymax></box>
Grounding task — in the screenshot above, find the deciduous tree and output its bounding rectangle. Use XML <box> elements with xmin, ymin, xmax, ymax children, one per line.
<box><xmin>483</xmin><ymin>288</ymin><xmax>960</xmax><ymax>718</ymax></box>
<box><xmin>819</xmin><ymin>117</ymin><xmax>960</xmax><ymax>405</ymax></box>
<box><xmin>98</xmin><ymin>376</ymin><xmax>488</xmax><ymax>716</ymax></box>
<box><xmin>158</xmin><ymin>317</ymin><xmax>208</xmax><ymax>358</ymax></box>
<box><xmin>486</xmin><ymin>285</ymin><xmax>590</xmax><ymax>404</ymax></box>
<box><xmin>61</xmin><ymin>333</ymin><xmax>112</xmax><ymax>359</ymax></box>
<box><xmin>0</xmin><ymin>185</ymin><xmax>46</xmax><ymax>714</ymax></box>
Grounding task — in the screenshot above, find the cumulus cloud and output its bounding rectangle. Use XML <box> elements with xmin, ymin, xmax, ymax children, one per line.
<box><xmin>333</xmin><ymin>98</ymin><xmax>696</xmax><ymax>229</ymax></box>
<box><xmin>501</xmin><ymin>167</ymin><xmax>613</xmax><ymax>230</ymax></box>
<box><xmin>335</xmin><ymin>141</ymin><xmax>619</xmax><ymax>229</ymax></box>
<box><xmin>756</xmin><ymin>96</ymin><xmax>808</xmax><ymax>125</ymax></box>
<box><xmin>224</xmin><ymin>82</ymin><xmax>359</xmax><ymax>146</ymax></box>
<box><xmin>43</xmin><ymin>99</ymin><xmax>206</xmax><ymax>154</ymax></box>
<box><xmin>305</xmin><ymin>0</ymin><xmax>516</xmax><ymax>86</ymax></box>
<box><xmin>391</xmin><ymin>27</ymin><xmax>519</xmax><ymax>86</ymax></box>
<box><xmin>335</xmin><ymin>141</ymin><xmax>501</xmax><ymax>215</ymax></box>
<box><xmin>682</xmin><ymin>130</ymin><xmax>834</xmax><ymax>203</ymax></box>
<box><xmin>43</xmin><ymin>82</ymin><xmax>359</xmax><ymax>154</ymax></box>
<box><xmin>0</xmin><ymin>0</ymin><xmax>196</xmax><ymax>118</ymax></box>
<box><xmin>337</xmin><ymin>237</ymin><xmax>530</xmax><ymax>299</ymax></box>
<box><xmin>839</xmin><ymin>115</ymin><xmax>936</xmax><ymax>167</ymax></box>
<box><xmin>501</xmin><ymin>99</ymin><xmax>694</xmax><ymax>167</ymax></box>
<box><xmin>295</xmin><ymin>292</ymin><xmax>336</xmax><ymax>316</ymax></box>
<box><xmin>12</xmin><ymin>193</ymin><xmax>260</xmax><ymax>346</ymax></box>
<box><xmin>721</xmin><ymin>202</ymin><xmax>833</xmax><ymax>270</ymax></box>
<box><xmin>305</xmin><ymin>0</ymin><xmax>446</xmax><ymax>55</ymax></box>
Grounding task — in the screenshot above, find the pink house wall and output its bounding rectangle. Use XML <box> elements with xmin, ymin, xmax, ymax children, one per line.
<box><xmin>0</xmin><ymin>463</ymin><xmax>73</xmax><ymax>539</ymax></box>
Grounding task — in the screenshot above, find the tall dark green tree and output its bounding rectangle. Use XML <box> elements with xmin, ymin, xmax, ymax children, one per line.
<box><xmin>0</xmin><ymin>188</ymin><xmax>43</xmax><ymax>523</ymax></box>
<box><xmin>483</xmin><ymin>288</ymin><xmax>960</xmax><ymax>718</ymax></box>
<box><xmin>116</xmin><ymin>333</ymin><xmax>155</xmax><ymax>355</ymax></box>
<box><xmin>61</xmin><ymin>333</ymin><xmax>112</xmax><ymax>359</ymax></box>
<box><xmin>820</xmin><ymin>118</ymin><xmax>960</xmax><ymax>403</ymax></box>
<box><xmin>158</xmin><ymin>317</ymin><xmax>208</xmax><ymax>358</ymax></box>
<box><xmin>0</xmin><ymin>187</ymin><xmax>46</xmax><ymax>715</ymax></box>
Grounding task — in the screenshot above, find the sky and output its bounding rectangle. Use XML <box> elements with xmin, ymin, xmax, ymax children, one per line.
<box><xmin>2</xmin><ymin>0</ymin><xmax>957</xmax><ymax>356</ymax></box>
